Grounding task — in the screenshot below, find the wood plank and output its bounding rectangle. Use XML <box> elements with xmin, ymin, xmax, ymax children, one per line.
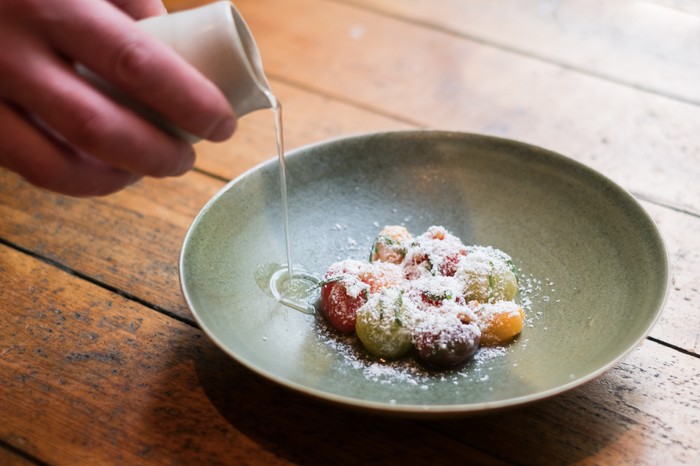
<box><xmin>0</xmin><ymin>2</ymin><xmax>693</xmax><ymax>464</ymax></box>
<box><xmin>0</xmin><ymin>244</ymin><xmax>288</xmax><ymax>465</ymax></box>
<box><xmin>0</xmin><ymin>169</ymin><xmax>222</xmax><ymax>321</ymax></box>
<box><xmin>1</xmin><ymin>163</ymin><xmax>698</xmax><ymax>354</ymax></box>
<box><xmin>343</xmin><ymin>0</ymin><xmax>700</xmax><ymax>105</ymax></box>
<box><xmin>424</xmin><ymin>340</ymin><xmax>700</xmax><ymax>465</ymax></box>
<box><xmin>0</xmin><ymin>446</ymin><xmax>38</xmax><ymax>466</ymax></box>
<box><xmin>234</xmin><ymin>0</ymin><xmax>700</xmax><ymax>214</ymax></box>
<box><xmin>646</xmin><ymin>203</ymin><xmax>700</xmax><ymax>354</ymax></box>
<box><xmin>0</xmin><ymin>245</ymin><xmax>505</xmax><ymax>465</ymax></box>
<box><xmin>1</xmin><ymin>245</ymin><xmax>697</xmax><ymax>465</ymax></box>
<box><xmin>194</xmin><ymin>79</ymin><xmax>413</xmax><ymax>180</ymax></box>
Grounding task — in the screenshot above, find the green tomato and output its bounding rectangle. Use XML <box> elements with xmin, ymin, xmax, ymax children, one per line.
<box><xmin>460</xmin><ymin>249</ymin><xmax>519</xmax><ymax>303</ymax></box>
<box><xmin>355</xmin><ymin>291</ymin><xmax>413</xmax><ymax>359</ymax></box>
<box><xmin>462</xmin><ymin>271</ymin><xmax>490</xmax><ymax>302</ymax></box>
<box><xmin>493</xmin><ymin>268</ymin><xmax>518</xmax><ymax>301</ymax></box>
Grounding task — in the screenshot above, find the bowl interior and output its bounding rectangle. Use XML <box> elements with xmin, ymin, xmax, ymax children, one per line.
<box><xmin>180</xmin><ymin>131</ymin><xmax>667</xmax><ymax>415</ymax></box>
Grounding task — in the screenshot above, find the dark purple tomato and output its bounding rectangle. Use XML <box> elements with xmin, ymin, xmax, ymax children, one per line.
<box><xmin>414</xmin><ymin>321</ymin><xmax>481</xmax><ymax>368</ymax></box>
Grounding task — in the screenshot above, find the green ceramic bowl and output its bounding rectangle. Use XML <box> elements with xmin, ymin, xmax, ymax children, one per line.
<box><xmin>180</xmin><ymin>131</ymin><xmax>668</xmax><ymax>417</ymax></box>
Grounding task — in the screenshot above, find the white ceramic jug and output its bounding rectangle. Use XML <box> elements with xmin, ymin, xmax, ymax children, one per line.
<box><xmin>81</xmin><ymin>1</ymin><xmax>274</xmax><ymax>142</ymax></box>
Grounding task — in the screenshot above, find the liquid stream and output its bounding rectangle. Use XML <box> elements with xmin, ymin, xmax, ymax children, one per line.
<box><xmin>257</xmin><ymin>94</ymin><xmax>320</xmax><ymax>313</ymax></box>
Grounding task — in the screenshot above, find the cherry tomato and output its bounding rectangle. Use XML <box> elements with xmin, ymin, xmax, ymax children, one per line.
<box><xmin>370</xmin><ymin>226</ymin><xmax>412</xmax><ymax>264</ymax></box>
<box><xmin>414</xmin><ymin>320</ymin><xmax>481</xmax><ymax>368</ymax></box>
<box><xmin>358</xmin><ymin>262</ymin><xmax>403</xmax><ymax>293</ymax></box>
<box><xmin>320</xmin><ymin>280</ymin><xmax>367</xmax><ymax>333</ymax></box>
<box><xmin>355</xmin><ymin>289</ymin><xmax>413</xmax><ymax>359</ymax></box>
<box><xmin>438</xmin><ymin>250</ymin><xmax>466</xmax><ymax>276</ymax></box>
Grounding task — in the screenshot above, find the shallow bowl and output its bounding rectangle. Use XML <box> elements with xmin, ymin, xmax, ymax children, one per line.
<box><xmin>180</xmin><ymin>131</ymin><xmax>668</xmax><ymax>417</ymax></box>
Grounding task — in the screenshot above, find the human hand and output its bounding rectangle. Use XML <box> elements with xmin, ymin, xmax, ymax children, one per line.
<box><xmin>0</xmin><ymin>0</ymin><xmax>236</xmax><ymax>196</ymax></box>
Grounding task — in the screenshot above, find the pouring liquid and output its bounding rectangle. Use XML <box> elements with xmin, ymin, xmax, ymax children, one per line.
<box><xmin>255</xmin><ymin>95</ymin><xmax>320</xmax><ymax>314</ymax></box>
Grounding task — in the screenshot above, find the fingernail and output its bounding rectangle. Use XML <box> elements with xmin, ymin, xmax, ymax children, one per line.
<box><xmin>208</xmin><ymin>116</ymin><xmax>236</xmax><ymax>141</ymax></box>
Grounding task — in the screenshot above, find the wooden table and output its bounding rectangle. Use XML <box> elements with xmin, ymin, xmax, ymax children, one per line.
<box><xmin>2</xmin><ymin>0</ymin><xmax>699</xmax><ymax>464</ymax></box>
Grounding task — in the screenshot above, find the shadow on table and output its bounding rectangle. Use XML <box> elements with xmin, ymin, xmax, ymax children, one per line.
<box><xmin>194</xmin><ymin>340</ymin><xmax>630</xmax><ymax>465</ymax></box>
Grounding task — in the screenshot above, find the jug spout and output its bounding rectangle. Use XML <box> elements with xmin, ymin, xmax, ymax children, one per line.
<box><xmin>136</xmin><ymin>1</ymin><xmax>275</xmax><ymax>141</ymax></box>
<box><xmin>223</xmin><ymin>2</ymin><xmax>276</xmax><ymax>114</ymax></box>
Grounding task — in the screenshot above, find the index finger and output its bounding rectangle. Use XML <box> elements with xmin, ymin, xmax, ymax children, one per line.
<box><xmin>44</xmin><ymin>0</ymin><xmax>236</xmax><ymax>141</ymax></box>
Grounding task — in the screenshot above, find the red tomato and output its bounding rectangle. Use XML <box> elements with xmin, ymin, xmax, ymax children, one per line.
<box><xmin>439</xmin><ymin>252</ymin><xmax>464</xmax><ymax>277</ymax></box>
<box><xmin>320</xmin><ymin>281</ymin><xmax>367</xmax><ymax>333</ymax></box>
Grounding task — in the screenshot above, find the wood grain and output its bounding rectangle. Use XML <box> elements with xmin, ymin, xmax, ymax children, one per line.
<box><xmin>343</xmin><ymin>0</ymin><xmax>700</xmax><ymax>106</ymax></box>
<box><xmin>0</xmin><ymin>169</ymin><xmax>221</xmax><ymax>322</ymax></box>
<box><xmin>234</xmin><ymin>0</ymin><xmax>700</xmax><ymax>215</ymax></box>
<box><xmin>0</xmin><ymin>245</ymin><xmax>505</xmax><ymax>465</ymax></box>
<box><xmin>0</xmin><ymin>446</ymin><xmax>37</xmax><ymax>466</ymax></box>
<box><xmin>0</xmin><ymin>1</ymin><xmax>697</xmax><ymax>464</ymax></box>
<box><xmin>194</xmin><ymin>79</ymin><xmax>413</xmax><ymax>181</ymax></box>
<box><xmin>645</xmin><ymin>203</ymin><xmax>700</xmax><ymax>354</ymax></box>
<box><xmin>427</xmin><ymin>341</ymin><xmax>700</xmax><ymax>465</ymax></box>
<box><xmin>0</xmin><ymin>245</ymin><xmax>282</xmax><ymax>465</ymax></box>
<box><xmin>2</xmin><ymin>163</ymin><xmax>697</xmax><ymax>354</ymax></box>
<box><xmin>1</xmin><ymin>245</ymin><xmax>698</xmax><ymax>465</ymax></box>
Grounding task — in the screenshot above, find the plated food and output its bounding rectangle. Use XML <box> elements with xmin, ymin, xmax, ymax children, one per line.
<box><xmin>320</xmin><ymin>225</ymin><xmax>525</xmax><ymax>368</ymax></box>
